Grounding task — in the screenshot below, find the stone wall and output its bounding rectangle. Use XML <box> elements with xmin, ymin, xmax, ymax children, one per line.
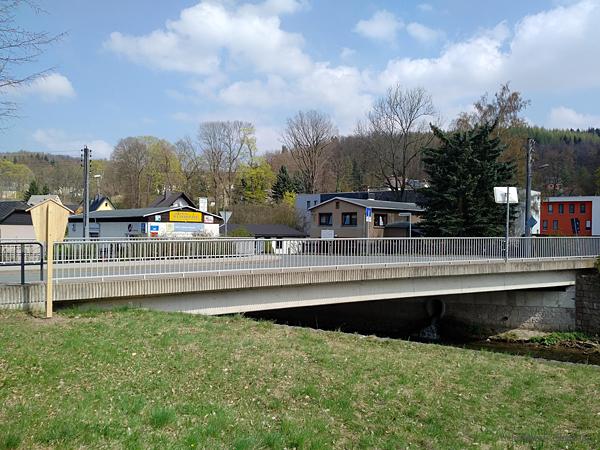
<box><xmin>441</xmin><ymin>287</ymin><xmax>576</xmax><ymax>335</ymax></box>
<box><xmin>575</xmin><ymin>273</ymin><xmax>600</xmax><ymax>335</ymax></box>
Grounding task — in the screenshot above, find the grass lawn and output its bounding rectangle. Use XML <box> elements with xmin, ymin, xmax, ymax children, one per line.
<box><xmin>1</xmin><ymin>309</ymin><xmax>599</xmax><ymax>449</ymax></box>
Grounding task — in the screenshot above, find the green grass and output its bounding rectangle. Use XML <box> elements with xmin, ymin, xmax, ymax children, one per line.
<box><xmin>1</xmin><ymin>309</ymin><xmax>599</xmax><ymax>449</ymax></box>
<box><xmin>529</xmin><ymin>331</ymin><xmax>595</xmax><ymax>346</ymax></box>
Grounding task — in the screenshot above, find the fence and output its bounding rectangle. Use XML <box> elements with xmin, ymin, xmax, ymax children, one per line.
<box><xmin>0</xmin><ymin>241</ymin><xmax>44</xmax><ymax>284</ymax></box>
<box><xmin>51</xmin><ymin>237</ymin><xmax>600</xmax><ymax>282</ymax></box>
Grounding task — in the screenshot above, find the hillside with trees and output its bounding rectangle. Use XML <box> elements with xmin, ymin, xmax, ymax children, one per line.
<box><xmin>2</xmin><ymin>84</ymin><xmax>600</xmax><ymax>228</ymax></box>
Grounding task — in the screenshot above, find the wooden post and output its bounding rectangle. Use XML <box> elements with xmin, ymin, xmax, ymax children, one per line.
<box><xmin>45</xmin><ymin>204</ymin><xmax>53</xmax><ymax>318</ymax></box>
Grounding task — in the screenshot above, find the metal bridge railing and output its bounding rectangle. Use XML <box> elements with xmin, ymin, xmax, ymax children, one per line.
<box><xmin>51</xmin><ymin>237</ymin><xmax>600</xmax><ymax>282</ymax></box>
<box><xmin>0</xmin><ymin>241</ymin><xmax>44</xmax><ymax>284</ymax></box>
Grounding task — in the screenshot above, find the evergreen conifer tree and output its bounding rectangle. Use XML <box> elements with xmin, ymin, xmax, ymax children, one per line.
<box><xmin>420</xmin><ymin>123</ymin><xmax>515</xmax><ymax>236</ymax></box>
<box><xmin>271</xmin><ymin>166</ymin><xmax>297</xmax><ymax>201</ymax></box>
<box><xmin>23</xmin><ymin>180</ymin><xmax>40</xmax><ymax>201</ymax></box>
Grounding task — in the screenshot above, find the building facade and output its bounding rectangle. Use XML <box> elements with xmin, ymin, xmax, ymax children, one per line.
<box><xmin>68</xmin><ymin>206</ymin><xmax>223</xmax><ymax>239</ymax></box>
<box><xmin>308</xmin><ymin>197</ymin><xmax>422</xmax><ymax>238</ymax></box>
<box><xmin>540</xmin><ymin>196</ymin><xmax>600</xmax><ymax>236</ymax></box>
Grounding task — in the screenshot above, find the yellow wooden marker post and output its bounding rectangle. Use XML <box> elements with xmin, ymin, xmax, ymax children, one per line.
<box><xmin>26</xmin><ymin>199</ymin><xmax>72</xmax><ymax>318</ymax></box>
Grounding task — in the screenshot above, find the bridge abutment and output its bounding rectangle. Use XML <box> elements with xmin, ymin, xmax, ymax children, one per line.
<box><xmin>439</xmin><ymin>287</ymin><xmax>576</xmax><ymax>336</ymax></box>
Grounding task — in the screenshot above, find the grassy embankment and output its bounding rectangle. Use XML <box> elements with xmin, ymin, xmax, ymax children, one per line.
<box><xmin>1</xmin><ymin>308</ymin><xmax>599</xmax><ymax>449</ymax></box>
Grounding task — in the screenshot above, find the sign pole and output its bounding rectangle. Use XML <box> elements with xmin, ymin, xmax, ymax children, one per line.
<box><xmin>505</xmin><ymin>186</ymin><xmax>510</xmax><ymax>262</ymax></box>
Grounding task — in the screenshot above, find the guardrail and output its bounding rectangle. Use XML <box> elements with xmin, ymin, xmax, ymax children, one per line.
<box><xmin>51</xmin><ymin>237</ymin><xmax>600</xmax><ymax>282</ymax></box>
<box><xmin>0</xmin><ymin>241</ymin><xmax>44</xmax><ymax>284</ymax></box>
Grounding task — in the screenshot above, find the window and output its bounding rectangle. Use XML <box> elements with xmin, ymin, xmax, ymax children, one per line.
<box><xmin>552</xmin><ymin>220</ymin><xmax>559</xmax><ymax>230</ymax></box>
<box><xmin>374</xmin><ymin>213</ymin><xmax>388</xmax><ymax>227</ymax></box>
<box><xmin>586</xmin><ymin>220</ymin><xmax>592</xmax><ymax>230</ymax></box>
<box><xmin>542</xmin><ymin>220</ymin><xmax>548</xmax><ymax>230</ymax></box>
<box><xmin>341</xmin><ymin>212</ymin><xmax>357</xmax><ymax>226</ymax></box>
<box><xmin>319</xmin><ymin>213</ymin><xmax>332</xmax><ymax>226</ymax></box>
<box><xmin>306</xmin><ymin>201</ymin><xmax>310</xmax><ymax>209</ymax></box>
<box><xmin>335</xmin><ymin>201</ymin><xmax>340</xmax><ymax>209</ymax></box>
<box><xmin>547</xmin><ymin>204</ymin><xmax>553</xmax><ymax>213</ymax></box>
<box><xmin>581</xmin><ymin>203</ymin><xmax>586</xmax><ymax>213</ymax></box>
<box><xmin>275</xmin><ymin>240</ymin><xmax>283</xmax><ymax>249</ymax></box>
<box><xmin>558</xmin><ymin>204</ymin><xmax>564</xmax><ymax>214</ymax></box>
<box><xmin>569</xmin><ymin>203</ymin><xmax>575</xmax><ymax>214</ymax></box>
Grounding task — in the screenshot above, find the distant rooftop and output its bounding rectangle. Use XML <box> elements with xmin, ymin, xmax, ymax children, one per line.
<box><xmin>309</xmin><ymin>197</ymin><xmax>423</xmax><ymax>212</ymax></box>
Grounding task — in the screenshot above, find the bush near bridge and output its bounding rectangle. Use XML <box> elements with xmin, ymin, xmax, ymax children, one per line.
<box><xmin>1</xmin><ymin>309</ymin><xmax>599</xmax><ymax>449</ymax></box>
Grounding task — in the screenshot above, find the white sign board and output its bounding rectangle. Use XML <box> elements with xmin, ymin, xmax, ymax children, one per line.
<box><xmin>321</xmin><ymin>229</ymin><xmax>335</xmax><ymax>239</ymax></box>
<box><xmin>494</xmin><ymin>187</ymin><xmax>519</xmax><ymax>204</ymax></box>
<box><xmin>198</xmin><ymin>197</ymin><xmax>208</xmax><ymax>212</ymax></box>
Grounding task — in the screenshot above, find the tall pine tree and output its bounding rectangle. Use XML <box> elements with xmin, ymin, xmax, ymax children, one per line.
<box><xmin>271</xmin><ymin>166</ymin><xmax>298</xmax><ymax>201</ymax></box>
<box><xmin>420</xmin><ymin>123</ymin><xmax>515</xmax><ymax>237</ymax></box>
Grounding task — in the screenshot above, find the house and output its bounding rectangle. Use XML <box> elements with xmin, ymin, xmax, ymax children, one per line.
<box><xmin>224</xmin><ymin>223</ymin><xmax>308</xmax><ymax>255</ymax></box>
<box><xmin>308</xmin><ymin>197</ymin><xmax>423</xmax><ymax>238</ymax></box>
<box><xmin>0</xmin><ymin>201</ymin><xmax>34</xmax><ymax>239</ymax></box>
<box><xmin>68</xmin><ymin>205</ymin><xmax>223</xmax><ymax>238</ymax></box>
<box><xmin>296</xmin><ymin>189</ymin><xmax>425</xmax><ymax>233</ymax></box>
<box><xmin>149</xmin><ymin>191</ymin><xmax>197</xmax><ymax>209</ymax></box>
<box><xmin>540</xmin><ymin>196</ymin><xmax>600</xmax><ymax>236</ymax></box>
<box><xmin>74</xmin><ymin>195</ymin><xmax>116</xmax><ymax>214</ymax></box>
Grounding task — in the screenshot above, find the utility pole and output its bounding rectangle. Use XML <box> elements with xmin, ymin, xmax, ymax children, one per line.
<box><xmin>81</xmin><ymin>146</ymin><xmax>91</xmax><ymax>240</ymax></box>
<box><xmin>525</xmin><ymin>138</ymin><xmax>535</xmax><ymax>237</ymax></box>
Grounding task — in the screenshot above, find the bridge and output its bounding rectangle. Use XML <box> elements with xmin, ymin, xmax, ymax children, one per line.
<box><xmin>2</xmin><ymin>237</ymin><xmax>599</xmax><ymax>334</ymax></box>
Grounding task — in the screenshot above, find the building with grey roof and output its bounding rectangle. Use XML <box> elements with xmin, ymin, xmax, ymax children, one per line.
<box><xmin>68</xmin><ymin>205</ymin><xmax>223</xmax><ymax>238</ymax></box>
<box><xmin>307</xmin><ymin>196</ymin><xmax>422</xmax><ymax>238</ymax></box>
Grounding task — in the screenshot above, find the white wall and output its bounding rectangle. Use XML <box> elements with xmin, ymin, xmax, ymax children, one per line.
<box><xmin>68</xmin><ymin>221</ymin><xmax>145</xmax><ymax>238</ymax></box>
<box><xmin>0</xmin><ymin>225</ymin><xmax>35</xmax><ymax>240</ymax></box>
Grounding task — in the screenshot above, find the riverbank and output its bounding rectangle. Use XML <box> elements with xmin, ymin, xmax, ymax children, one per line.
<box><xmin>1</xmin><ymin>308</ymin><xmax>600</xmax><ymax>448</ymax></box>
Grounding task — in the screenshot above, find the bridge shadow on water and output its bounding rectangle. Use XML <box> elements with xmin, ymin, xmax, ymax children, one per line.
<box><xmin>244</xmin><ymin>298</ymin><xmax>600</xmax><ymax>366</ymax></box>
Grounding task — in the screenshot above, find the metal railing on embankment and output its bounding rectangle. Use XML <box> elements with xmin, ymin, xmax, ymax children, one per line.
<box><xmin>50</xmin><ymin>237</ymin><xmax>600</xmax><ymax>282</ymax></box>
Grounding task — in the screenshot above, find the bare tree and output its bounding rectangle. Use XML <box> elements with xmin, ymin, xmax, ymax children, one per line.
<box><xmin>111</xmin><ymin>137</ymin><xmax>149</xmax><ymax>208</ymax></box>
<box><xmin>175</xmin><ymin>136</ymin><xmax>205</xmax><ymax>199</ymax></box>
<box><xmin>1</xmin><ymin>1</ymin><xmax>64</xmax><ymax>123</ymax></box>
<box><xmin>281</xmin><ymin>110</ymin><xmax>336</xmax><ymax>194</ymax></box>
<box><xmin>364</xmin><ymin>85</ymin><xmax>436</xmax><ymax>200</ymax></box>
<box><xmin>453</xmin><ymin>82</ymin><xmax>530</xmax><ymax>180</ymax></box>
<box><xmin>197</xmin><ymin>121</ymin><xmax>253</xmax><ymax>208</ymax></box>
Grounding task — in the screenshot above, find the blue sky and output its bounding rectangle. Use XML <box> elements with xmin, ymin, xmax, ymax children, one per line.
<box><xmin>3</xmin><ymin>0</ymin><xmax>600</xmax><ymax>158</ymax></box>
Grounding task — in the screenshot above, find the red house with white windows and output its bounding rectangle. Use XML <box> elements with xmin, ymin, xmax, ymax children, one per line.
<box><xmin>540</xmin><ymin>196</ymin><xmax>600</xmax><ymax>236</ymax></box>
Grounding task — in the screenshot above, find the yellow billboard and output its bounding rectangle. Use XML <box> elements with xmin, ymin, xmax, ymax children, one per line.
<box><xmin>169</xmin><ymin>211</ymin><xmax>203</xmax><ymax>222</ymax></box>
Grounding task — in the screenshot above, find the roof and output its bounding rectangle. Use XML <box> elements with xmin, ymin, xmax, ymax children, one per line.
<box><xmin>27</xmin><ymin>194</ymin><xmax>61</xmax><ymax>206</ymax></box>
<box><xmin>308</xmin><ymin>197</ymin><xmax>423</xmax><ymax>212</ymax></box>
<box><xmin>545</xmin><ymin>196</ymin><xmax>600</xmax><ymax>202</ymax></box>
<box><xmin>89</xmin><ymin>195</ymin><xmax>114</xmax><ymax>211</ymax></box>
<box><xmin>149</xmin><ymin>191</ymin><xmax>196</xmax><ymax>208</ymax></box>
<box><xmin>0</xmin><ymin>201</ymin><xmax>29</xmax><ymax>223</ymax></box>
<box><xmin>224</xmin><ymin>223</ymin><xmax>308</xmax><ymax>237</ymax></box>
<box><xmin>69</xmin><ymin>205</ymin><xmax>222</xmax><ymax>221</ymax></box>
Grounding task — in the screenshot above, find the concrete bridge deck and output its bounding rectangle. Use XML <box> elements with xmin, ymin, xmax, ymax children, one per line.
<box><xmin>2</xmin><ymin>256</ymin><xmax>594</xmax><ymax>315</ymax></box>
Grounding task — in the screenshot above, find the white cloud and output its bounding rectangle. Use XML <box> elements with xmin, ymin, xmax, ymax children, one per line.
<box><xmin>548</xmin><ymin>107</ymin><xmax>600</xmax><ymax>129</ymax></box>
<box><xmin>4</xmin><ymin>73</ymin><xmax>75</xmax><ymax>101</ymax></box>
<box><xmin>114</xmin><ymin>0</ymin><xmax>600</xmax><ymax>138</ymax></box>
<box><xmin>406</xmin><ymin>22</ymin><xmax>444</xmax><ymax>44</ymax></box>
<box><xmin>104</xmin><ymin>0</ymin><xmax>311</xmax><ymax>77</ymax></box>
<box><xmin>354</xmin><ymin>10</ymin><xmax>403</xmax><ymax>43</ymax></box>
<box><xmin>33</xmin><ymin>129</ymin><xmax>113</xmax><ymax>159</ymax></box>
<box><xmin>417</xmin><ymin>3</ymin><xmax>434</xmax><ymax>12</ymax></box>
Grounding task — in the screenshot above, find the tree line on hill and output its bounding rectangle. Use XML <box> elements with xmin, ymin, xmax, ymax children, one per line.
<box><xmin>2</xmin><ymin>83</ymin><xmax>600</xmax><ymax>233</ymax></box>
